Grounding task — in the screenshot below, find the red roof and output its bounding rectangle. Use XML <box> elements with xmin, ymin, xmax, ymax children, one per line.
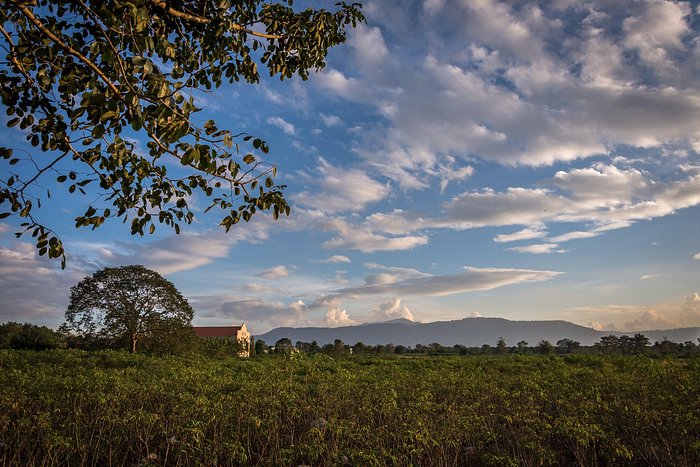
<box><xmin>194</xmin><ymin>326</ymin><xmax>243</xmax><ymax>338</ymax></box>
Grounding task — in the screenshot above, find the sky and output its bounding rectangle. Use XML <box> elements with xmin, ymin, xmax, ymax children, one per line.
<box><xmin>2</xmin><ymin>0</ymin><xmax>700</xmax><ymax>335</ymax></box>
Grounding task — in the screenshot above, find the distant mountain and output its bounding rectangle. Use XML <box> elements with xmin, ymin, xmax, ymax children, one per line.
<box><xmin>255</xmin><ymin>317</ymin><xmax>700</xmax><ymax>347</ymax></box>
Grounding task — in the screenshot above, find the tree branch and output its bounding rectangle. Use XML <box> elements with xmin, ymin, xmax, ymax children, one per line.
<box><xmin>13</xmin><ymin>2</ymin><xmax>124</xmax><ymax>100</ymax></box>
<box><xmin>147</xmin><ymin>0</ymin><xmax>285</xmax><ymax>39</ymax></box>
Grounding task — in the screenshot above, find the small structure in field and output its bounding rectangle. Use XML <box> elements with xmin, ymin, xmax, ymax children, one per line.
<box><xmin>193</xmin><ymin>323</ymin><xmax>251</xmax><ymax>357</ymax></box>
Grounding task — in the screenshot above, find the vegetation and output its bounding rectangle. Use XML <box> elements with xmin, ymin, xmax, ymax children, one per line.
<box><xmin>62</xmin><ymin>265</ymin><xmax>195</xmax><ymax>352</ymax></box>
<box><xmin>0</xmin><ymin>322</ymin><xmax>65</xmax><ymax>350</ymax></box>
<box><xmin>257</xmin><ymin>334</ymin><xmax>700</xmax><ymax>358</ymax></box>
<box><xmin>1</xmin><ymin>350</ymin><xmax>699</xmax><ymax>466</ymax></box>
<box><xmin>0</xmin><ymin>0</ymin><xmax>364</xmax><ymax>266</ymax></box>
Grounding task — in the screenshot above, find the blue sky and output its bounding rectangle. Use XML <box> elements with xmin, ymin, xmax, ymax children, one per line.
<box><xmin>2</xmin><ymin>0</ymin><xmax>700</xmax><ymax>334</ymax></box>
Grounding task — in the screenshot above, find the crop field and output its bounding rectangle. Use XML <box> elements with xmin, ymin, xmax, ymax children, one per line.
<box><xmin>1</xmin><ymin>350</ymin><xmax>699</xmax><ymax>466</ymax></box>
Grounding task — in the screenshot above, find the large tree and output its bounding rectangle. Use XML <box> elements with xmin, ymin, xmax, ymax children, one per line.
<box><xmin>64</xmin><ymin>265</ymin><xmax>194</xmax><ymax>352</ymax></box>
<box><xmin>0</xmin><ymin>0</ymin><xmax>364</xmax><ymax>267</ymax></box>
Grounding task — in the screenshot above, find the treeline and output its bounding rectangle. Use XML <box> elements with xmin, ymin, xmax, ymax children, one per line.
<box><xmin>262</xmin><ymin>333</ymin><xmax>700</xmax><ymax>358</ymax></box>
<box><xmin>0</xmin><ymin>322</ymin><xmax>245</xmax><ymax>357</ymax></box>
<box><xmin>4</xmin><ymin>322</ymin><xmax>699</xmax><ymax>358</ymax></box>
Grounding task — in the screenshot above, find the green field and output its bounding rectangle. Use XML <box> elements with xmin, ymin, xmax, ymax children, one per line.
<box><xmin>2</xmin><ymin>350</ymin><xmax>699</xmax><ymax>466</ymax></box>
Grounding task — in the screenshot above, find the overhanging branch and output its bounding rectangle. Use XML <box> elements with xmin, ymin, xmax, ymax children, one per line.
<box><xmin>148</xmin><ymin>0</ymin><xmax>285</xmax><ymax>39</ymax></box>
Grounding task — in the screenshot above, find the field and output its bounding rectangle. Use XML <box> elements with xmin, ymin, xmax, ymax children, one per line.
<box><xmin>1</xmin><ymin>350</ymin><xmax>699</xmax><ymax>466</ymax></box>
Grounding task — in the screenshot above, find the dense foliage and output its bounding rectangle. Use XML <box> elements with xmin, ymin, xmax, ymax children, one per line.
<box><xmin>0</xmin><ymin>322</ymin><xmax>65</xmax><ymax>350</ymax></box>
<box><xmin>2</xmin><ymin>350</ymin><xmax>699</xmax><ymax>466</ymax></box>
<box><xmin>0</xmin><ymin>0</ymin><xmax>363</xmax><ymax>266</ymax></box>
<box><xmin>62</xmin><ymin>265</ymin><xmax>195</xmax><ymax>352</ymax></box>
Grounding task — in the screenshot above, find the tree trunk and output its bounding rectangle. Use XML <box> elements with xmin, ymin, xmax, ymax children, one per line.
<box><xmin>132</xmin><ymin>335</ymin><xmax>137</xmax><ymax>353</ymax></box>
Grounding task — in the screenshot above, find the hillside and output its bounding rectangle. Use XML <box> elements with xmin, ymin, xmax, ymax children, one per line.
<box><xmin>256</xmin><ymin>317</ymin><xmax>700</xmax><ymax>347</ymax></box>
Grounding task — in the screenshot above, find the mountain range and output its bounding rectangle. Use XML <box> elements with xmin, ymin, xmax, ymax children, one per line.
<box><xmin>255</xmin><ymin>317</ymin><xmax>700</xmax><ymax>347</ymax></box>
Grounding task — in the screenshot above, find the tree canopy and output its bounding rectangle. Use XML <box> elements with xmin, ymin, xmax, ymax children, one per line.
<box><xmin>63</xmin><ymin>265</ymin><xmax>194</xmax><ymax>352</ymax></box>
<box><xmin>0</xmin><ymin>0</ymin><xmax>364</xmax><ymax>267</ymax></box>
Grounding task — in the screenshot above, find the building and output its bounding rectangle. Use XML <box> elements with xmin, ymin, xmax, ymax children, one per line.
<box><xmin>193</xmin><ymin>323</ymin><xmax>251</xmax><ymax>357</ymax></box>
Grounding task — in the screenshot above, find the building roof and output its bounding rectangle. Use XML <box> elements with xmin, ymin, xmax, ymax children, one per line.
<box><xmin>193</xmin><ymin>326</ymin><xmax>243</xmax><ymax>338</ymax></box>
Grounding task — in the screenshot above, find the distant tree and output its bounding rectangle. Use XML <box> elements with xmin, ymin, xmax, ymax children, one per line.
<box><xmin>631</xmin><ymin>333</ymin><xmax>650</xmax><ymax>354</ymax></box>
<box><xmin>353</xmin><ymin>341</ymin><xmax>368</xmax><ymax>354</ymax></box>
<box><xmin>556</xmin><ymin>338</ymin><xmax>581</xmax><ymax>354</ymax></box>
<box><xmin>0</xmin><ymin>0</ymin><xmax>364</xmax><ymax>266</ymax></box>
<box><xmin>496</xmin><ymin>337</ymin><xmax>508</xmax><ymax>355</ymax></box>
<box><xmin>62</xmin><ymin>265</ymin><xmax>194</xmax><ymax>352</ymax></box>
<box><xmin>597</xmin><ymin>335</ymin><xmax>619</xmax><ymax>352</ymax></box>
<box><xmin>517</xmin><ymin>340</ymin><xmax>529</xmax><ymax>354</ymax></box>
<box><xmin>309</xmin><ymin>340</ymin><xmax>320</xmax><ymax>353</ymax></box>
<box><xmin>537</xmin><ymin>340</ymin><xmax>554</xmax><ymax>355</ymax></box>
<box><xmin>0</xmin><ymin>322</ymin><xmax>65</xmax><ymax>350</ymax></box>
<box><xmin>274</xmin><ymin>337</ymin><xmax>292</xmax><ymax>355</ymax></box>
<box><xmin>254</xmin><ymin>339</ymin><xmax>267</xmax><ymax>355</ymax></box>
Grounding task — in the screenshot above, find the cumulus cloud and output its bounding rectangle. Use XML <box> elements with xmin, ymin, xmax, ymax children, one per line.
<box><xmin>324</xmin><ymin>298</ymin><xmax>355</xmax><ymax>327</ymax></box>
<box><xmin>257</xmin><ymin>265</ymin><xmax>290</xmax><ymax>280</ymax></box>
<box><xmin>293</xmin><ymin>158</ymin><xmax>390</xmax><ymax>214</ymax></box>
<box><xmin>624</xmin><ymin>309</ymin><xmax>678</xmax><ymax>331</ymax></box>
<box><xmin>570</xmin><ymin>293</ymin><xmax>700</xmax><ymax>331</ymax></box>
<box><xmin>319</xmin><ymin>113</ymin><xmax>343</xmax><ymax>127</ymax></box>
<box><xmin>352</xmin><ymin>164</ymin><xmax>700</xmax><ymax>253</ymax></box>
<box><xmin>694</xmin><ymin>253</ymin><xmax>700</xmax><ymax>260</ymax></box>
<box><xmin>313</xmin><ymin>0</ymin><xmax>700</xmax><ymax>194</ymax></box>
<box><xmin>321</xmin><ymin>218</ymin><xmax>428</xmax><ymax>253</ymax></box>
<box><xmin>267</xmin><ymin>116</ymin><xmax>296</xmax><ymax>135</ymax></box>
<box><xmin>371</xmin><ymin>297</ymin><xmax>414</xmax><ymax>321</ymax></box>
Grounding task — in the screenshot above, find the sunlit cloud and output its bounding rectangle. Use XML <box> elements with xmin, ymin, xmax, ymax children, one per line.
<box><xmin>336</xmin><ymin>265</ymin><xmax>562</xmax><ymax>298</ymax></box>
<box><xmin>267</xmin><ymin>116</ymin><xmax>296</xmax><ymax>135</ymax></box>
<box><xmin>257</xmin><ymin>265</ymin><xmax>291</xmax><ymax>280</ymax></box>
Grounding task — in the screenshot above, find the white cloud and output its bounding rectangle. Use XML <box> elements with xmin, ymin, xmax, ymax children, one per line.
<box><xmin>569</xmin><ymin>293</ymin><xmax>700</xmax><ymax>331</ymax></box>
<box><xmin>324</xmin><ymin>298</ymin><xmax>356</xmax><ymax>327</ymax></box>
<box><xmin>494</xmin><ymin>225</ymin><xmax>547</xmax><ymax>243</ymax></box>
<box><xmin>372</xmin><ymin>297</ymin><xmax>414</xmax><ymax>321</ymax></box>
<box><xmin>314</xmin><ymin>0</ymin><xmax>700</xmax><ymax>192</ymax></box>
<box><xmin>355</xmin><ymin>164</ymin><xmax>700</xmax><ymax>252</ymax></box>
<box><xmin>292</xmin><ymin>158</ymin><xmax>390</xmax><ymax>214</ymax></box>
<box><xmin>267</xmin><ymin>116</ymin><xmax>296</xmax><ymax>135</ymax></box>
<box><xmin>624</xmin><ymin>309</ymin><xmax>677</xmax><ymax>331</ymax></box>
<box><xmin>694</xmin><ymin>253</ymin><xmax>700</xmax><ymax>260</ymax></box>
<box><xmin>313</xmin><ymin>255</ymin><xmax>351</xmax><ymax>264</ymax></box>
<box><xmin>321</xmin><ymin>218</ymin><xmax>428</xmax><ymax>253</ymax></box>
<box><xmin>640</xmin><ymin>274</ymin><xmax>659</xmax><ymax>281</ymax></box>
<box><xmin>320</xmin><ymin>113</ymin><xmax>342</xmax><ymax>127</ymax></box>
<box><xmin>548</xmin><ymin>231</ymin><xmax>600</xmax><ymax>243</ymax></box>
<box><xmin>506</xmin><ymin>243</ymin><xmax>566</xmax><ymax>255</ymax></box>
<box><xmin>336</xmin><ymin>265</ymin><xmax>562</xmax><ymax>297</ymax></box>
<box><xmin>257</xmin><ymin>265</ymin><xmax>290</xmax><ymax>280</ymax></box>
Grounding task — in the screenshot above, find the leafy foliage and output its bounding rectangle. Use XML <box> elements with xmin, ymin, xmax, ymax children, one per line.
<box><xmin>0</xmin><ymin>0</ymin><xmax>364</xmax><ymax>267</ymax></box>
<box><xmin>0</xmin><ymin>322</ymin><xmax>65</xmax><ymax>350</ymax></box>
<box><xmin>62</xmin><ymin>265</ymin><xmax>194</xmax><ymax>352</ymax></box>
<box><xmin>1</xmin><ymin>351</ymin><xmax>699</xmax><ymax>465</ymax></box>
